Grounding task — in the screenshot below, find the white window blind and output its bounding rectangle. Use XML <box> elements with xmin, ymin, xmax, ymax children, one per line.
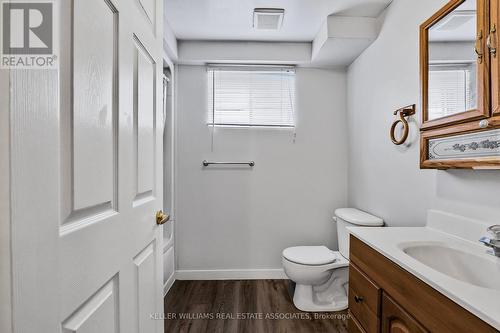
<box><xmin>428</xmin><ymin>63</ymin><xmax>475</xmax><ymax>120</ymax></box>
<box><xmin>207</xmin><ymin>66</ymin><xmax>296</xmax><ymax>127</ymax></box>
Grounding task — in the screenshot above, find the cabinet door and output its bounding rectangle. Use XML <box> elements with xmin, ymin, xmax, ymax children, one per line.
<box><xmin>349</xmin><ymin>264</ymin><xmax>381</xmax><ymax>333</ymax></box>
<box><xmin>420</xmin><ymin>0</ymin><xmax>490</xmax><ymax>130</ymax></box>
<box><xmin>349</xmin><ymin>317</ymin><xmax>368</xmax><ymax>333</ymax></box>
<box><xmin>381</xmin><ymin>293</ymin><xmax>429</xmax><ymax>333</ymax></box>
<box><xmin>491</xmin><ymin>0</ymin><xmax>500</xmax><ymax>115</ymax></box>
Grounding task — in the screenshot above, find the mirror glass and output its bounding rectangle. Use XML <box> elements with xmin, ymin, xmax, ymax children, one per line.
<box><xmin>427</xmin><ymin>0</ymin><xmax>477</xmax><ymax>121</ymax></box>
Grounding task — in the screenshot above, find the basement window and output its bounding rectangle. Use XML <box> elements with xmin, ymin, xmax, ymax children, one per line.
<box><xmin>207</xmin><ymin>65</ymin><xmax>296</xmax><ymax>128</ymax></box>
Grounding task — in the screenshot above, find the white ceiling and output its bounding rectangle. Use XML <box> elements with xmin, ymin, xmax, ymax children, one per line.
<box><xmin>165</xmin><ymin>0</ymin><xmax>393</xmax><ymax>42</ymax></box>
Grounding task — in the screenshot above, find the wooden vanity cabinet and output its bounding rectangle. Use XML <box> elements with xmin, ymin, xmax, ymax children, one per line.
<box><xmin>348</xmin><ymin>235</ymin><xmax>498</xmax><ymax>333</ymax></box>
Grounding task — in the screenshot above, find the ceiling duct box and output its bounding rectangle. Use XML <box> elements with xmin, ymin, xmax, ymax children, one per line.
<box><xmin>312</xmin><ymin>15</ymin><xmax>379</xmax><ymax>67</ymax></box>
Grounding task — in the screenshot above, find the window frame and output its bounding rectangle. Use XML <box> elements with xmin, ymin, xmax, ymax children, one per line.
<box><xmin>206</xmin><ymin>65</ymin><xmax>296</xmax><ymax>129</ymax></box>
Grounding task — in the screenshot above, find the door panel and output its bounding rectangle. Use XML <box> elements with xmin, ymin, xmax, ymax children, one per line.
<box><xmin>134</xmin><ymin>37</ymin><xmax>156</xmax><ymax>202</ymax></box>
<box><xmin>163</xmin><ymin>246</ymin><xmax>174</xmax><ymax>285</ymax></box>
<box><xmin>138</xmin><ymin>0</ymin><xmax>156</xmax><ymax>28</ymax></box>
<box><xmin>9</xmin><ymin>0</ymin><xmax>164</xmax><ymax>332</ymax></box>
<box><xmin>73</xmin><ymin>0</ymin><xmax>118</xmax><ymax>211</ymax></box>
<box><xmin>61</xmin><ymin>0</ymin><xmax>119</xmax><ymax>236</ymax></box>
<box><xmin>134</xmin><ymin>242</ymin><xmax>158</xmax><ymax>333</ymax></box>
<box><xmin>62</xmin><ymin>277</ymin><xmax>119</xmax><ymax>333</ymax></box>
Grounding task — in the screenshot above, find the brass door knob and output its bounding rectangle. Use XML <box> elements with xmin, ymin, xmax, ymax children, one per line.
<box><xmin>156</xmin><ymin>210</ymin><xmax>170</xmax><ymax>225</ymax></box>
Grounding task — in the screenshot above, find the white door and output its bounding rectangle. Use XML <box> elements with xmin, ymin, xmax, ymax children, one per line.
<box><xmin>8</xmin><ymin>0</ymin><xmax>165</xmax><ymax>332</ymax></box>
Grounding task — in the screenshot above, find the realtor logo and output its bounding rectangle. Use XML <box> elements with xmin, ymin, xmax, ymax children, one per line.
<box><xmin>1</xmin><ymin>0</ymin><xmax>57</xmax><ymax>68</ymax></box>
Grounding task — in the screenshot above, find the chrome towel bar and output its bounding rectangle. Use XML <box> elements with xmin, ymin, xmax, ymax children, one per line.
<box><xmin>202</xmin><ymin>160</ymin><xmax>255</xmax><ymax>167</ymax></box>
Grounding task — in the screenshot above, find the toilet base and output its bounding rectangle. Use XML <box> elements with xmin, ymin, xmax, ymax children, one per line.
<box><xmin>293</xmin><ymin>284</ymin><xmax>348</xmax><ymax>312</ymax></box>
<box><xmin>291</xmin><ymin>267</ymin><xmax>349</xmax><ymax>312</ymax></box>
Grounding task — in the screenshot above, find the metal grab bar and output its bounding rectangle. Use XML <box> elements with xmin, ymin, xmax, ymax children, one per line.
<box><xmin>202</xmin><ymin>160</ymin><xmax>255</xmax><ymax>167</ymax></box>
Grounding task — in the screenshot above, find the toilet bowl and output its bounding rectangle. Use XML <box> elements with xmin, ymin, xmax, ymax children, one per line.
<box><xmin>282</xmin><ymin>208</ymin><xmax>383</xmax><ymax>312</ymax></box>
<box><xmin>282</xmin><ymin>246</ymin><xmax>349</xmax><ymax>312</ymax></box>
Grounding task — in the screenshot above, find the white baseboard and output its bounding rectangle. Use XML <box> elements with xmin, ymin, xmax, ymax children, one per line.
<box><xmin>175</xmin><ymin>268</ymin><xmax>287</xmax><ymax>280</ymax></box>
<box><xmin>163</xmin><ymin>273</ymin><xmax>176</xmax><ymax>296</ymax></box>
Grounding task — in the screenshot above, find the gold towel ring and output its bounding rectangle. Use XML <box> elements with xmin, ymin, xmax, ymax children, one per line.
<box><xmin>390</xmin><ymin>105</ymin><xmax>416</xmax><ymax>145</ymax></box>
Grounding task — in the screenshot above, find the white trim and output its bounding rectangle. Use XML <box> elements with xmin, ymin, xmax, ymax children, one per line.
<box><xmin>175</xmin><ymin>269</ymin><xmax>287</xmax><ymax>280</ymax></box>
<box><xmin>173</xmin><ymin>64</ymin><xmax>180</xmax><ymax>275</ymax></box>
<box><xmin>206</xmin><ymin>64</ymin><xmax>296</xmax><ymax>72</ymax></box>
<box><xmin>0</xmin><ymin>61</ymin><xmax>12</xmax><ymax>333</ymax></box>
<box><xmin>163</xmin><ymin>272</ymin><xmax>176</xmax><ymax>296</ymax></box>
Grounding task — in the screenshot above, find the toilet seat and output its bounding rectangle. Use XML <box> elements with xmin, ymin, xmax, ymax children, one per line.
<box><xmin>282</xmin><ymin>246</ymin><xmax>340</xmax><ymax>266</ymax></box>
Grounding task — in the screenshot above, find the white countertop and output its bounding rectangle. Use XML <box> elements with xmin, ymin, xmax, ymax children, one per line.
<box><xmin>348</xmin><ymin>225</ymin><xmax>500</xmax><ymax>330</ymax></box>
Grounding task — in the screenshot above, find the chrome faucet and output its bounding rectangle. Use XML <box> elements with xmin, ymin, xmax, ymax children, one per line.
<box><xmin>479</xmin><ymin>225</ymin><xmax>500</xmax><ymax>257</ymax></box>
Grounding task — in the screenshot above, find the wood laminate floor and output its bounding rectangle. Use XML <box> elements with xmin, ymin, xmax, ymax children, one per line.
<box><xmin>164</xmin><ymin>280</ymin><xmax>349</xmax><ymax>333</ymax></box>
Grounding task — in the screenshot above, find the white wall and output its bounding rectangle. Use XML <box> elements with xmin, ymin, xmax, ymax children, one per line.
<box><xmin>347</xmin><ymin>0</ymin><xmax>500</xmax><ymax>227</ymax></box>
<box><xmin>176</xmin><ymin>66</ymin><xmax>348</xmax><ymax>272</ymax></box>
<box><xmin>177</xmin><ymin>41</ymin><xmax>311</xmax><ymax>66</ymax></box>
<box><xmin>163</xmin><ymin>10</ymin><xmax>178</xmax><ymax>61</ymax></box>
<box><xmin>429</xmin><ymin>42</ymin><xmax>475</xmax><ymax>62</ymax></box>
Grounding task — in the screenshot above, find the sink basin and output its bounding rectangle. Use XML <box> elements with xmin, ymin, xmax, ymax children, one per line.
<box><xmin>400</xmin><ymin>242</ymin><xmax>500</xmax><ymax>290</ymax></box>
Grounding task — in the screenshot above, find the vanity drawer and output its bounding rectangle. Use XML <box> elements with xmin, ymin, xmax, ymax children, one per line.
<box><xmin>348</xmin><ymin>316</ymin><xmax>367</xmax><ymax>333</ymax></box>
<box><xmin>349</xmin><ymin>263</ymin><xmax>381</xmax><ymax>333</ymax></box>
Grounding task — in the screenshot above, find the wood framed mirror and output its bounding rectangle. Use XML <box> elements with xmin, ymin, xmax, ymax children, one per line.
<box><xmin>420</xmin><ymin>0</ymin><xmax>490</xmax><ymax>131</ymax></box>
<box><xmin>420</xmin><ymin>0</ymin><xmax>500</xmax><ymax>169</ymax></box>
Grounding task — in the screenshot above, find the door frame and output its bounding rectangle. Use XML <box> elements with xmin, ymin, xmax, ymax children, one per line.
<box><xmin>162</xmin><ymin>54</ymin><xmax>176</xmax><ymax>296</ymax></box>
<box><xmin>0</xmin><ymin>68</ymin><xmax>12</xmax><ymax>333</ymax></box>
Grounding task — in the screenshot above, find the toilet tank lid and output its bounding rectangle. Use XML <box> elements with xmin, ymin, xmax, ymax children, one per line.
<box><xmin>335</xmin><ymin>208</ymin><xmax>383</xmax><ymax>226</ymax></box>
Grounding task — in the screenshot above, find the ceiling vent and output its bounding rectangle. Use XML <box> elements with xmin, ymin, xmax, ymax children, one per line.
<box><xmin>253</xmin><ymin>8</ymin><xmax>285</xmax><ymax>30</ymax></box>
<box><xmin>434</xmin><ymin>10</ymin><xmax>475</xmax><ymax>31</ymax></box>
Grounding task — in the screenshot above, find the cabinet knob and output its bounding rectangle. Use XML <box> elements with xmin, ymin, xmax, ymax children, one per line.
<box><xmin>479</xmin><ymin>119</ymin><xmax>489</xmax><ymax>129</ymax></box>
<box><xmin>354</xmin><ymin>295</ymin><xmax>364</xmax><ymax>303</ymax></box>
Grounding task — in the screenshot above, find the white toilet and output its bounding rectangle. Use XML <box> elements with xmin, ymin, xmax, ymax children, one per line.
<box><xmin>282</xmin><ymin>208</ymin><xmax>384</xmax><ymax>312</ymax></box>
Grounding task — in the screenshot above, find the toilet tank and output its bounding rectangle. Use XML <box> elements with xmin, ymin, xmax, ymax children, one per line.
<box><xmin>335</xmin><ymin>208</ymin><xmax>384</xmax><ymax>259</ymax></box>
